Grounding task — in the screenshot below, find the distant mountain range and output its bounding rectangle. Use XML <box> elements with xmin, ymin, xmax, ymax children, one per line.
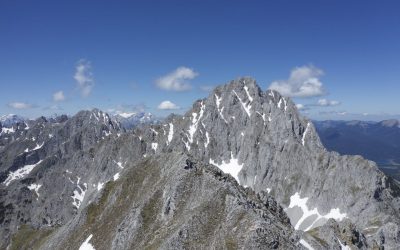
<box><xmin>113</xmin><ymin>112</ymin><xmax>159</xmax><ymax>129</ymax></box>
<box><xmin>0</xmin><ymin>114</ymin><xmax>25</xmax><ymax>128</ymax></box>
<box><xmin>0</xmin><ymin>112</ymin><xmax>159</xmax><ymax>131</ymax></box>
<box><xmin>314</xmin><ymin>119</ymin><xmax>400</xmax><ymax>165</ymax></box>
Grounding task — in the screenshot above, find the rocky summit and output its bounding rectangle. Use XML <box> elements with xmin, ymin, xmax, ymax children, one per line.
<box><xmin>1</xmin><ymin>78</ymin><xmax>400</xmax><ymax>249</ymax></box>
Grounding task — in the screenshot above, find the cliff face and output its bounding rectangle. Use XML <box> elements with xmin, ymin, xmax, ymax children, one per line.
<box><xmin>1</xmin><ymin>78</ymin><xmax>399</xmax><ymax>249</ymax></box>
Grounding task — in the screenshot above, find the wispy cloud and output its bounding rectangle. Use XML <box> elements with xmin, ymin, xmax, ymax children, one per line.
<box><xmin>74</xmin><ymin>59</ymin><xmax>94</xmax><ymax>97</ymax></box>
<box><xmin>156</xmin><ymin>66</ymin><xmax>198</xmax><ymax>91</ymax></box>
<box><xmin>319</xmin><ymin>110</ymin><xmax>348</xmax><ymax>116</ymax></box>
<box><xmin>317</xmin><ymin>98</ymin><xmax>340</xmax><ymax>106</ymax></box>
<box><xmin>43</xmin><ymin>104</ymin><xmax>63</xmax><ymax>111</ymax></box>
<box><xmin>295</xmin><ymin>98</ymin><xmax>340</xmax><ymax>112</ymax></box>
<box><xmin>53</xmin><ymin>91</ymin><xmax>65</xmax><ymax>102</ymax></box>
<box><xmin>296</xmin><ymin>104</ymin><xmax>308</xmax><ymax>111</ymax></box>
<box><xmin>269</xmin><ymin>65</ymin><xmax>325</xmax><ymax>97</ymax></box>
<box><xmin>107</xmin><ymin>103</ymin><xmax>148</xmax><ymax>115</ymax></box>
<box><xmin>7</xmin><ymin>102</ymin><xmax>33</xmax><ymax>109</ymax></box>
<box><xmin>157</xmin><ymin>100</ymin><xmax>180</xmax><ymax>110</ymax></box>
<box><xmin>200</xmin><ymin>85</ymin><xmax>214</xmax><ymax>92</ymax></box>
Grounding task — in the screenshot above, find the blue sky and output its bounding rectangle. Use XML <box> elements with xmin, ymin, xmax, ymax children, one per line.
<box><xmin>1</xmin><ymin>0</ymin><xmax>399</xmax><ymax>120</ymax></box>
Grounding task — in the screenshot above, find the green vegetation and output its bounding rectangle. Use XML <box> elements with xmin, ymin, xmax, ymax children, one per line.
<box><xmin>10</xmin><ymin>224</ymin><xmax>54</xmax><ymax>250</ymax></box>
<box><xmin>86</xmin><ymin>180</ymin><xmax>117</xmax><ymax>225</ymax></box>
<box><xmin>307</xmin><ymin>228</ymin><xmax>329</xmax><ymax>248</ymax></box>
<box><xmin>140</xmin><ymin>190</ymin><xmax>162</xmax><ymax>232</ymax></box>
<box><xmin>225</xmin><ymin>237</ymin><xmax>238</xmax><ymax>250</ymax></box>
<box><xmin>350</xmin><ymin>185</ymin><xmax>362</xmax><ymax>196</ymax></box>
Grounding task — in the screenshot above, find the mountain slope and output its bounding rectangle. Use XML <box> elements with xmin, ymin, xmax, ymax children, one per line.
<box><xmin>137</xmin><ymin>77</ymin><xmax>400</xmax><ymax>248</ymax></box>
<box><xmin>1</xmin><ymin>78</ymin><xmax>400</xmax><ymax>249</ymax></box>
<box><xmin>40</xmin><ymin>154</ymin><xmax>298</xmax><ymax>249</ymax></box>
<box><xmin>0</xmin><ymin>107</ymin><xmax>300</xmax><ymax>249</ymax></box>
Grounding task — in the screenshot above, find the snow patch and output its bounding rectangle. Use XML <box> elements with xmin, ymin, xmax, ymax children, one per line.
<box><xmin>167</xmin><ymin>123</ymin><xmax>174</xmax><ymax>144</ymax></box>
<box><xmin>232</xmin><ymin>90</ymin><xmax>251</xmax><ymax>117</ymax></box>
<box><xmin>71</xmin><ymin>182</ymin><xmax>87</xmax><ymax>209</ymax></box>
<box><xmin>256</xmin><ymin>111</ymin><xmax>266</xmax><ymax>125</ymax></box>
<box><xmin>32</xmin><ymin>142</ymin><xmax>44</xmax><ymax>151</ymax></box>
<box><xmin>28</xmin><ymin>183</ymin><xmax>42</xmax><ymax>199</ymax></box>
<box><xmin>244</xmin><ymin>86</ymin><xmax>253</xmax><ymax>102</ymax></box>
<box><xmin>150</xmin><ymin>128</ymin><xmax>158</xmax><ymax>135</ymax></box>
<box><xmin>3</xmin><ymin>160</ymin><xmax>43</xmax><ymax>186</ymax></box>
<box><xmin>302</xmin><ymin>122</ymin><xmax>310</xmax><ymax>146</ymax></box>
<box><xmin>286</xmin><ymin>192</ymin><xmax>347</xmax><ymax>231</ymax></box>
<box><xmin>277</xmin><ymin>98</ymin><xmax>283</xmax><ymax>109</ymax></box>
<box><xmin>114</xmin><ymin>161</ymin><xmax>123</xmax><ymax>169</ymax></box>
<box><xmin>151</xmin><ymin>142</ymin><xmax>158</xmax><ymax>152</ymax></box>
<box><xmin>1</xmin><ymin>127</ymin><xmax>15</xmax><ymax>135</ymax></box>
<box><xmin>338</xmin><ymin>238</ymin><xmax>351</xmax><ymax>250</ymax></box>
<box><xmin>97</xmin><ymin>182</ymin><xmax>104</xmax><ymax>191</ymax></box>
<box><xmin>79</xmin><ymin>234</ymin><xmax>96</xmax><ymax>250</ymax></box>
<box><xmin>215</xmin><ymin>94</ymin><xmax>228</xmax><ymax>123</ymax></box>
<box><xmin>113</xmin><ymin>173</ymin><xmax>120</xmax><ymax>181</ymax></box>
<box><xmin>268</xmin><ymin>90</ymin><xmax>275</xmax><ymax>98</ymax></box>
<box><xmin>209</xmin><ymin>152</ymin><xmax>243</xmax><ymax>182</ymax></box>
<box><xmin>187</xmin><ymin>101</ymin><xmax>205</xmax><ymax>147</ymax></box>
<box><xmin>299</xmin><ymin>239</ymin><xmax>314</xmax><ymax>250</ymax></box>
<box><xmin>205</xmin><ymin>131</ymin><xmax>210</xmax><ymax>148</ymax></box>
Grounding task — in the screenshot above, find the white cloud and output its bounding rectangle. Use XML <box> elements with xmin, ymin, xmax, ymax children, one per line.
<box><xmin>43</xmin><ymin>104</ymin><xmax>63</xmax><ymax>111</ymax></box>
<box><xmin>157</xmin><ymin>100</ymin><xmax>180</xmax><ymax>110</ymax></box>
<box><xmin>296</xmin><ymin>104</ymin><xmax>306</xmax><ymax>110</ymax></box>
<box><xmin>107</xmin><ymin>103</ymin><xmax>148</xmax><ymax>116</ymax></box>
<box><xmin>53</xmin><ymin>91</ymin><xmax>65</xmax><ymax>102</ymax></box>
<box><xmin>269</xmin><ymin>65</ymin><xmax>325</xmax><ymax>97</ymax></box>
<box><xmin>200</xmin><ymin>85</ymin><xmax>214</xmax><ymax>92</ymax></box>
<box><xmin>74</xmin><ymin>59</ymin><xmax>94</xmax><ymax>97</ymax></box>
<box><xmin>156</xmin><ymin>66</ymin><xmax>198</xmax><ymax>91</ymax></box>
<box><xmin>317</xmin><ymin>98</ymin><xmax>340</xmax><ymax>106</ymax></box>
<box><xmin>319</xmin><ymin>110</ymin><xmax>347</xmax><ymax>116</ymax></box>
<box><xmin>8</xmin><ymin>102</ymin><xmax>33</xmax><ymax>109</ymax></box>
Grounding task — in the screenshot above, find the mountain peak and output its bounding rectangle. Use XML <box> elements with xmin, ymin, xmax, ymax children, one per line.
<box><xmin>0</xmin><ymin>114</ymin><xmax>25</xmax><ymax>127</ymax></box>
<box><xmin>379</xmin><ymin>119</ymin><xmax>400</xmax><ymax>127</ymax></box>
<box><xmin>1</xmin><ymin>78</ymin><xmax>400</xmax><ymax>249</ymax></box>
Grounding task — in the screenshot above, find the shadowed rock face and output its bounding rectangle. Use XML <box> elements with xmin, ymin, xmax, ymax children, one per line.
<box><xmin>1</xmin><ymin>77</ymin><xmax>400</xmax><ymax>249</ymax></box>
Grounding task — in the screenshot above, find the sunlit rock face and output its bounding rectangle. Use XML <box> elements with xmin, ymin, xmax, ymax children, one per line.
<box><xmin>1</xmin><ymin>78</ymin><xmax>400</xmax><ymax>249</ymax></box>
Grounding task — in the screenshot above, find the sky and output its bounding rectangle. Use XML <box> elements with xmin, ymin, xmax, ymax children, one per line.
<box><xmin>1</xmin><ymin>0</ymin><xmax>399</xmax><ymax>121</ymax></box>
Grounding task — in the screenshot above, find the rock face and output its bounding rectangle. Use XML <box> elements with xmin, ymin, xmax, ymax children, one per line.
<box><xmin>0</xmin><ymin>110</ymin><xmax>124</xmax><ymax>248</ymax></box>
<box><xmin>1</xmin><ymin>77</ymin><xmax>400</xmax><ymax>249</ymax></box>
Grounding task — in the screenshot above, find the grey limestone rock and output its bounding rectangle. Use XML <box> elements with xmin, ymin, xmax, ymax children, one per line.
<box><xmin>1</xmin><ymin>77</ymin><xmax>400</xmax><ymax>249</ymax></box>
